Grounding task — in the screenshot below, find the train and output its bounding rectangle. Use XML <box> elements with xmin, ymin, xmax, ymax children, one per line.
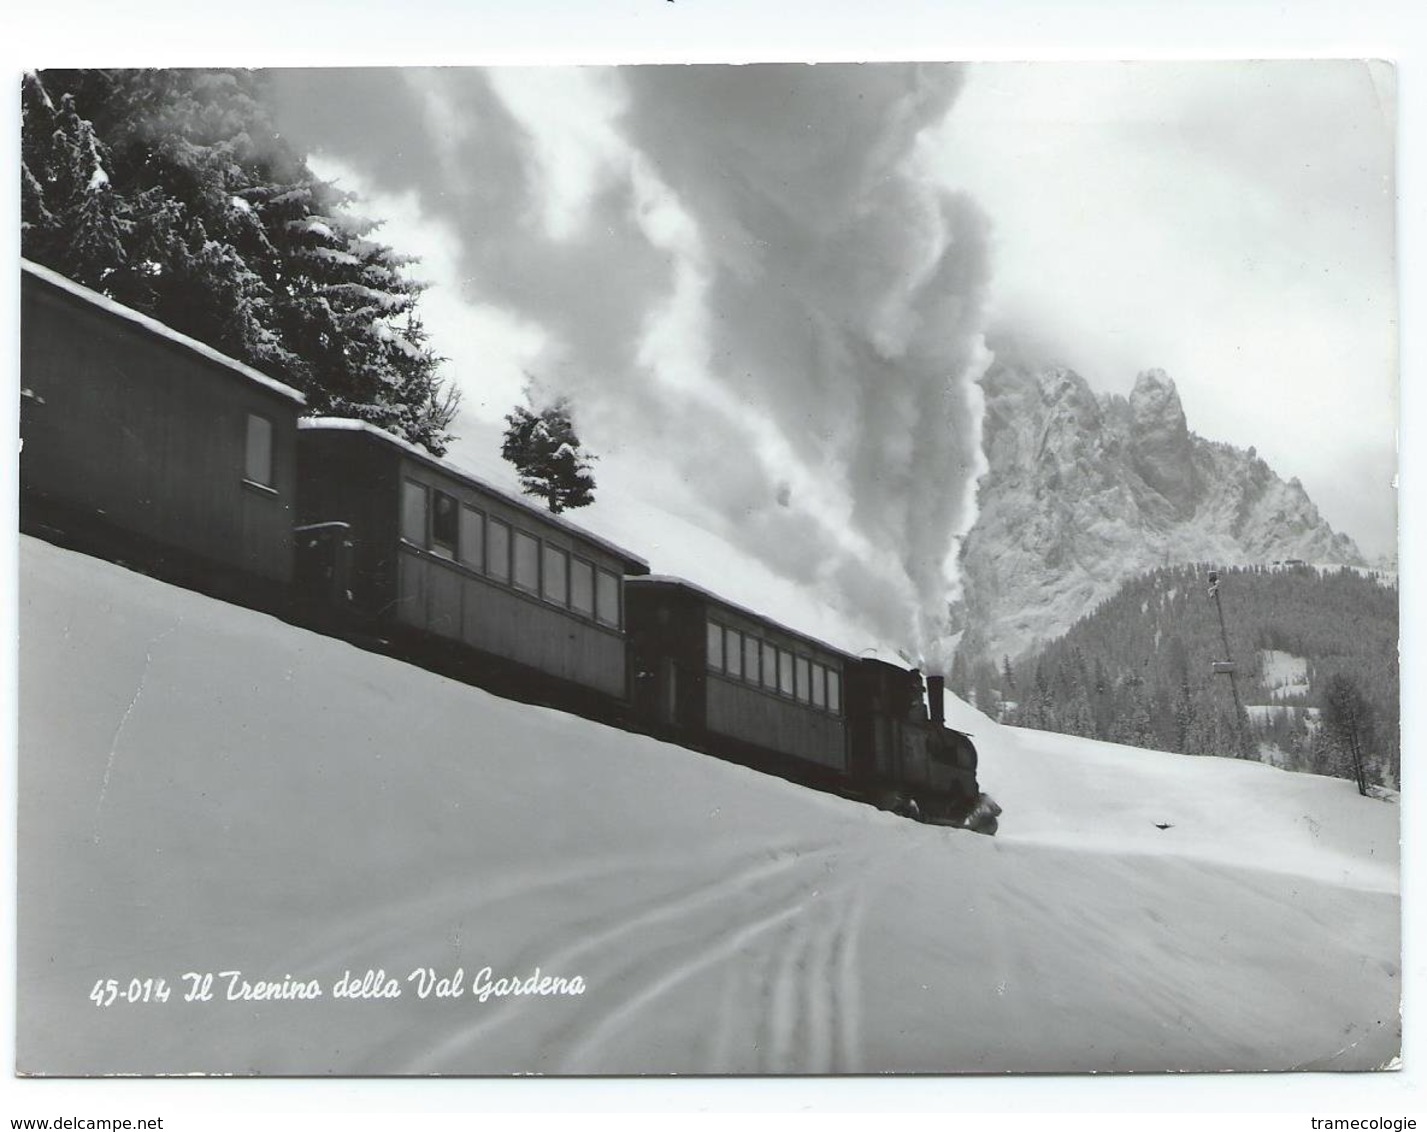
<box><xmin>18</xmin><ymin>257</ymin><xmax>985</xmax><ymax>827</ymax></box>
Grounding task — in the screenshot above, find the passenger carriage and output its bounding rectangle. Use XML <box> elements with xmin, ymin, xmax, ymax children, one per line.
<box><xmin>19</xmin><ymin>259</ymin><xmax>304</xmax><ymax>610</ymax></box>
<box><xmin>624</xmin><ymin>576</ymin><xmax>853</xmax><ymax>793</ymax></box>
<box><xmin>295</xmin><ymin>419</ymin><xmax>649</xmax><ymax>710</ymax></box>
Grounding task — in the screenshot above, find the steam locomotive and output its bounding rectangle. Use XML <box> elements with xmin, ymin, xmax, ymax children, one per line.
<box><xmin>19</xmin><ymin>258</ymin><xmax>982</xmax><ymax>825</ymax></box>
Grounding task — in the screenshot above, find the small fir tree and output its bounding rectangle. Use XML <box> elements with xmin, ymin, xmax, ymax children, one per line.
<box><xmin>501</xmin><ymin>389</ymin><xmax>597</xmax><ymax>514</ymax></box>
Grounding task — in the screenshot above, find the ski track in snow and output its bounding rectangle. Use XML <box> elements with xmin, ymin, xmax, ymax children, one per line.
<box><xmin>397</xmin><ymin>839</ymin><xmax>841</xmax><ymax>1073</ymax></box>
<box><xmin>91</xmin><ymin>618</ymin><xmax>181</xmax><ymax>844</ymax></box>
<box><xmin>748</xmin><ymin>838</ymin><xmax>896</xmax><ymax>1074</ymax></box>
<box><xmin>270</xmin><ymin>834</ymin><xmax>823</xmax><ymax>980</ymax></box>
<box><xmin>366</xmin><ymin>833</ymin><xmax>894</xmax><ymax>1074</ymax></box>
<box><xmin>561</xmin><ymin>835</ymin><xmax>897</xmax><ymax>1074</ymax></box>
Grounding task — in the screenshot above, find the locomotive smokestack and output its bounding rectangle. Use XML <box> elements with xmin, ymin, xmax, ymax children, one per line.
<box><xmin>927</xmin><ymin>675</ymin><xmax>945</xmax><ymax>725</ymax></box>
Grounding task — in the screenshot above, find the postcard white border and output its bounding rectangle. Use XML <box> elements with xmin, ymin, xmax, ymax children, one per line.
<box><xmin>2</xmin><ymin>0</ymin><xmax>1420</xmax><ymax>1120</ymax></box>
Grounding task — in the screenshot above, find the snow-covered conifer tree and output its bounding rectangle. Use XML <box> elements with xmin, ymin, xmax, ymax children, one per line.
<box><xmin>501</xmin><ymin>388</ymin><xmax>598</xmax><ymax>514</ymax></box>
<box><xmin>22</xmin><ymin>75</ymin><xmax>131</xmax><ymax>291</ymax></box>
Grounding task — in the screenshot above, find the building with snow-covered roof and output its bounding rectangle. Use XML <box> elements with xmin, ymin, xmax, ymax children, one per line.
<box><xmin>19</xmin><ymin>260</ymin><xmax>305</xmax><ymax>603</ymax></box>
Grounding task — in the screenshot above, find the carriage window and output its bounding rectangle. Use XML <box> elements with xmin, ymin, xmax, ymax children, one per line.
<box><xmin>779</xmin><ymin>650</ymin><xmax>795</xmax><ymax>697</ymax></box>
<box><xmin>543</xmin><ymin>545</ymin><xmax>569</xmax><ymax>606</ymax></box>
<box><xmin>706</xmin><ymin>621</ymin><xmax>724</xmax><ymax>670</ymax></box>
<box><xmin>513</xmin><ymin>530</ymin><xmax>539</xmax><ymax>593</ymax></box>
<box><xmin>570</xmin><ymin>558</ymin><xmax>595</xmax><ymax>616</ymax></box>
<box><xmin>596</xmin><ymin>569</ymin><xmax>620</xmax><ymax>629</ymax></box>
<box><xmin>487</xmin><ymin>518</ymin><xmax>511</xmax><ymax>583</ymax></box>
<box><xmin>761</xmin><ymin>642</ymin><xmax>778</xmax><ymax>691</ymax></box>
<box><xmin>460</xmin><ymin>505</ymin><xmax>484</xmax><ymax>570</ymax></box>
<box><xmin>401</xmin><ymin>480</ymin><xmax>428</xmax><ymax>546</ymax></box>
<box><xmin>744</xmin><ymin>635</ymin><xmax>761</xmax><ymax>684</ymax></box>
<box><xmin>244</xmin><ymin>414</ymin><xmax>274</xmax><ymax>488</ymax></box>
<box><xmin>826</xmin><ymin>669</ymin><xmax>841</xmax><ymax>715</ymax></box>
<box><xmin>795</xmin><ymin>656</ymin><xmax>811</xmax><ymax>703</ymax></box>
<box><xmin>431</xmin><ymin>490</ymin><xmax>458</xmax><ymax>560</ymax></box>
<box><xmin>811</xmin><ymin>663</ymin><xmax>826</xmax><ymax>709</ymax></box>
<box><xmin>724</xmin><ymin>628</ymin><xmax>743</xmax><ymax>678</ymax></box>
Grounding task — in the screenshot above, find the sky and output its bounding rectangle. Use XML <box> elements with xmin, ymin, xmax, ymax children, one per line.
<box><xmin>935</xmin><ymin>61</ymin><xmax>1397</xmax><ymax>561</ymax></box>
<box><xmin>263</xmin><ymin>61</ymin><xmax>1398</xmax><ymax>661</ymax></box>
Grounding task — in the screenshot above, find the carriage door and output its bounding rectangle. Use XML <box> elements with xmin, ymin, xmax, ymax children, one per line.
<box><xmin>295</xmin><ymin>521</ymin><xmax>353</xmax><ymax>609</ymax></box>
<box><xmin>661</xmin><ymin>659</ymin><xmax>679</xmax><ymax>726</ymax></box>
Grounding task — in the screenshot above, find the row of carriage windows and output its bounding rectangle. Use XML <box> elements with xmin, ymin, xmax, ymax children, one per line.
<box><xmin>402</xmin><ymin>479</ymin><xmax>621</xmax><ymax>629</ymax></box>
<box><xmin>705</xmin><ymin>620</ymin><xmax>841</xmax><ymax>715</ymax></box>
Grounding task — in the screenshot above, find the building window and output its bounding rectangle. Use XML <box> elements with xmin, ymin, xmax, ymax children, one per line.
<box><xmin>570</xmin><ymin>558</ymin><xmax>595</xmax><ymax>616</ymax></box>
<box><xmin>487</xmin><ymin>518</ymin><xmax>511</xmax><ymax>583</ymax></box>
<box><xmin>827</xmin><ymin>669</ymin><xmax>841</xmax><ymax>715</ymax></box>
<box><xmin>244</xmin><ymin>413</ymin><xmax>274</xmax><ymax>488</ymax></box>
<box><xmin>724</xmin><ymin>627</ymin><xmax>743</xmax><ymax>678</ymax></box>
<box><xmin>401</xmin><ymin>480</ymin><xmax>428</xmax><ymax>546</ymax></box>
<box><xmin>796</xmin><ymin>656</ymin><xmax>812</xmax><ymax>703</ymax></box>
<box><xmin>811</xmin><ymin>664</ymin><xmax>826</xmax><ymax>709</ymax></box>
<box><xmin>543</xmin><ymin>545</ymin><xmax>569</xmax><ymax>606</ymax></box>
<box><xmin>706</xmin><ymin>620</ymin><xmax>724</xmax><ymax>670</ymax></box>
<box><xmin>460</xmin><ymin>505</ymin><xmax>484</xmax><ymax>571</ymax></box>
<box><xmin>761</xmin><ymin>642</ymin><xmax>778</xmax><ymax>691</ymax></box>
<box><xmin>513</xmin><ymin>530</ymin><xmax>540</xmax><ymax>593</ymax></box>
<box><xmin>778</xmin><ymin>650</ymin><xmax>794</xmax><ymax>697</ymax></box>
<box><xmin>431</xmin><ymin>490</ymin><xmax>458</xmax><ymax>560</ymax></box>
<box><xmin>744</xmin><ymin>635</ymin><xmax>761</xmax><ymax>685</ymax></box>
<box><xmin>596</xmin><ymin>569</ymin><xmax>620</xmax><ymax>629</ymax></box>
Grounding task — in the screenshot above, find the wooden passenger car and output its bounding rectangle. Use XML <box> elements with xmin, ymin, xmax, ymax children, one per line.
<box><xmin>295</xmin><ymin>419</ymin><xmax>648</xmax><ymax>705</ymax></box>
<box><xmin>19</xmin><ymin>260</ymin><xmax>304</xmax><ymax>606</ymax></box>
<box><xmin>625</xmin><ymin>576</ymin><xmax>851</xmax><ymax>789</ymax></box>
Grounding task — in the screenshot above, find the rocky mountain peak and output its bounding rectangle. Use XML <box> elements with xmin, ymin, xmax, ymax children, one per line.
<box><xmin>1129</xmin><ymin>366</ymin><xmax>1179</xmax><ymax>406</ymax></box>
<box><xmin>1128</xmin><ymin>368</ymin><xmax>1196</xmax><ymax>513</ymax></box>
<box><xmin>957</xmin><ymin>359</ymin><xmax>1365</xmax><ymax>663</ymax></box>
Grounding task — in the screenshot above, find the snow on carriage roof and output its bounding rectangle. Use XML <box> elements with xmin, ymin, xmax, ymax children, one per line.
<box><xmin>299</xmin><ymin>416</ymin><xmax>649</xmax><ymax>571</ymax></box>
<box><xmin>627</xmin><ymin>574</ymin><xmax>865</xmax><ymax>660</ymax></box>
<box><xmin>21</xmin><ymin>259</ymin><xmax>307</xmax><ymax>406</ymax></box>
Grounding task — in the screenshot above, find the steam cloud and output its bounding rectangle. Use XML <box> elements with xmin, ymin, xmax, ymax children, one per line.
<box><xmin>270</xmin><ymin>64</ymin><xmax>991</xmax><ymax>664</ymax></box>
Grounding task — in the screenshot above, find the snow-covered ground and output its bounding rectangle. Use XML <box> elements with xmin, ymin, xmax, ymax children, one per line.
<box><xmin>17</xmin><ymin>536</ymin><xmax>1399</xmax><ymax>1075</ymax></box>
<box><xmin>1260</xmin><ymin>649</ymin><xmax>1311</xmax><ymax>701</ymax></box>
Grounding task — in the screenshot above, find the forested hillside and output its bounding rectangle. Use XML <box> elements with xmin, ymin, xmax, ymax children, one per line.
<box><xmin>950</xmin><ymin>563</ymin><xmax>1399</xmax><ymax>788</ymax></box>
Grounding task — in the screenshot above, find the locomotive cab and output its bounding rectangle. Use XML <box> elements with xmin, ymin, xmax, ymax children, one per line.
<box><xmin>846</xmin><ymin>660</ymin><xmax>979</xmax><ymax>822</ymax></box>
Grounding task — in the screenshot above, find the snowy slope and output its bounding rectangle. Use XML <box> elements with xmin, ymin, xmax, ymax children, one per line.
<box><xmin>17</xmin><ymin>537</ymin><xmax>1399</xmax><ymax>1075</ymax></box>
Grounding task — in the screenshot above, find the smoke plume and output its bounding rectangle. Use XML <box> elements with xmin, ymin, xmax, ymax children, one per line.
<box><xmin>269</xmin><ymin>63</ymin><xmax>992</xmax><ymax>663</ymax></box>
<box><xmin>613</xmin><ymin>64</ymin><xmax>991</xmax><ymax>662</ymax></box>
